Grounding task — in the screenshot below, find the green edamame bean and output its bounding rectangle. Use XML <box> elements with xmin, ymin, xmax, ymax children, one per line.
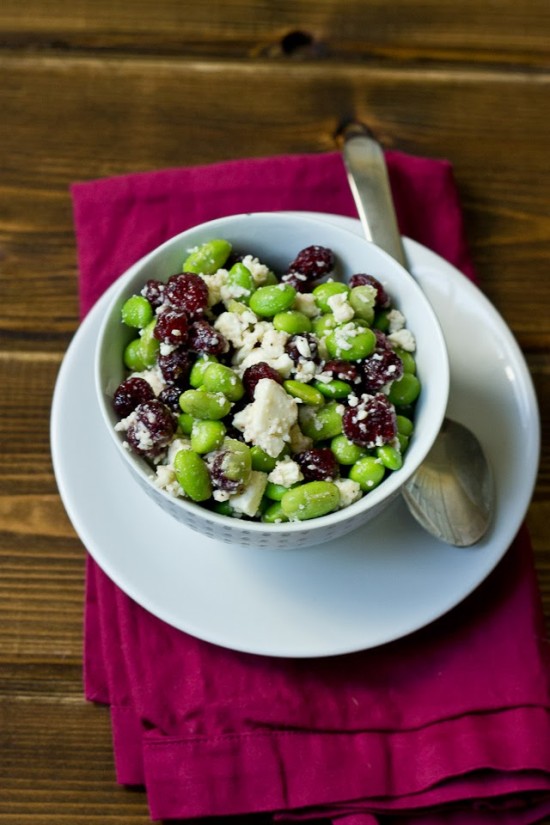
<box><xmin>177</xmin><ymin>411</ymin><xmax>195</xmax><ymax>435</ymax></box>
<box><xmin>388</xmin><ymin>373</ymin><xmax>421</xmax><ymax>406</ymax></box>
<box><xmin>312</xmin><ymin>282</ymin><xmax>350</xmax><ymax>313</ymax></box>
<box><xmin>202</xmin><ymin>363</ymin><xmax>244</xmax><ymax>402</ymax></box>
<box><xmin>121</xmin><ymin>295</ymin><xmax>154</xmax><ymax>329</ymax></box>
<box><xmin>394</xmin><ymin>347</ymin><xmax>417</xmax><ymax>374</ymax></box>
<box><xmin>174</xmin><ymin>449</ymin><xmax>212</xmax><ymax>502</ymax></box>
<box><xmin>220</xmin><ymin>441</ymin><xmax>252</xmax><ymax>485</ymax></box>
<box><xmin>397</xmin><ymin>432</ymin><xmax>410</xmax><ymax>453</ymax></box>
<box><xmin>299</xmin><ymin>401</ymin><xmax>343</xmax><ymax>441</ymax></box>
<box><xmin>248</xmin><ymin>283</ymin><xmax>297</xmax><ymax>317</ymax></box>
<box><xmin>373</xmin><ymin>311</ymin><xmax>390</xmax><ymax>332</ymax></box>
<box><xmin>189</xmin><ymin>354</ymin><xmax>219</xmax><ymax>388</ymax></box>
<box><xmin>183</xmin><ymin>239</ymin><xmax>232</xmax><ymax>275</ymax></box>
<box><xmin>123</xmin><ymin>337</ymin><xmax>147</xmax><ymax>371</ymax></box>
<box><xmin>396</xmin><ymin>415</ymin><xmax>414</xmax><ymax>436</ymax></box>
<box><xmin>212</xmin><ymin>500</ymin><xmax>234</xmax><ymax>516</ymax></box>
<box><xmin>313</xmin><ymin>379</ymin><xmax>352</xmax><ymax>399</ymax></box>
<box><xmin>273</xmin><ymin>310</ymin><xmax>312</xmax><ymax>335</ymax></box>
<box><xmin>376</xmin><ymin>444</ymin><xmax>403</xmax><ymax>471</ymax></box>
<box><xmin>281</xmin><ymin>481</ymin><xmax>340</xmax><ymax>521</ymax></box>
<box><xmin>138</xmin><ymin>319</ymin><xmax>160</xmax><ymax>367</ymax></box>
<box><xmin>349</xmin><ymin>457</ymin><xmax>386</xmax><ymax>492</ymax></box>
<box><xmin>261</xmin><ymin>500</ymin><xmax>289</xmax><ymax>523</ymax></box>
<box><xmin>250</xmin><ymin>446</ymin><xmax>277</xmax><ymax>473</ymax></box>
<box><xmin>349</xmin><ymin>285</ymin><xmax>376</xmax><ymax>323</ymax></box>
<box><xmin>330</xmin><ymin>434</ymin><xmax>367</xmax><ymax>465</ymax></box>
<box><xmin>283</xmin><ymin>379</ymin><xmax>324</xmax><ymax>406</ymax></box>
<box><xmin>265</xmin><ymin>481</ymin><xmax>292</xmax><ymax>501</ymax></box>
<box><xmin>191</xmin><ymin>420</ymin><xmax>226</xmax><ymax>454</ymax></box>
<box><xmin>227</xmin><ymin>263</ymin><xmax>255</xmax><ymax>303</ymax></box>
<box><xmin>179</xmin><ymin>389</ymin><xmax>232</xmax><ymax>420</ymax></box>
<box><xmin>312</xmin><ymin>313</ymin><xmax>337</xmax><ymax>338</ymax></box>
<box><xmin>325</xmin><ymin>324</ymin><xmax>376</xmax><ymax>361</ymax></box>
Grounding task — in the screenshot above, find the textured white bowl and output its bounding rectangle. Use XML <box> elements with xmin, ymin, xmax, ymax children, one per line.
<box><xmin>95</xmin><ymin>212</ymin><xmax>449</xmax><ymax>549</ymax></box>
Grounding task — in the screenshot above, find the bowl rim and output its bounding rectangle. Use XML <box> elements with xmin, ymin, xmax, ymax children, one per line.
<box><xmin>94</xmin><ymin>210</ymin><xmax>450</xmax><ymax>534</ymax></box>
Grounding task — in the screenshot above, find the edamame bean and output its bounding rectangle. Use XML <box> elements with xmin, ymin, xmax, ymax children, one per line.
<box><xmin>330</xmin><ymin>434</ymin><xmax>367</xmax><ymax>465</ymax></box>
<box><xmin>273</xmin><ymin>310</ymin><xmax>312</xmax><ymax>335</ymax></box>
<box><xmin>283</xmin><ymin>379</ymin><xmax>324</xmax><ymax>406</ymax></box>
<box><xmin>281</xmin><ymin>481</ymin><xmax>340</xmax><ymax>521</ymax></box>
<box><xmin>174</xmin><ymin>449</ymin><xmax>212</xmax><ymax>501</ymax></box>
<box><xmin>312</xmin><ymin>282</ymin><xmax>350</xmax><ymax>313</ymax></box>
<box><xmin>177</xmin><ymin>411</ymin><xmax>195</xmax><ymax>435</ymax></box>
<box><xmin>349</xmin><ymin>285</ymin><xmax>376</xmax><ymax>323</ymax></box>
<box><xmin>191</xmin><ymin>420</ymin><xmax>226</xmax><ymax>454</ymax></box>
<box><xmin>313</xmin><ymin>378</ymin><xmax>352</xmax><ymax>399</ymax></box>
<box><xmin>220</xmin><ymin>440</ymin><xmax>252</xmax><ymax>485</ymax></box>
<box><xmin>397</xmin><ymin>432</ymin><xmax>410</xmax><ymax>453</ymax></box>
<box><xmin>203</xmin><ymin>363</ymin><xmax>244</xmax><ymax>402</ymax></box>
<box><xmin>261</xmin><ymin>500</ymin><xmax>289</xmax><ymax>523</ymax></box>
<box><xmin>299</xmin><ymin>401</ymin><xmax>343</xmax><ymax>441</ymax></box>
<box><xmin>179</xmin><ymin>389</ymin><xmax>232</xmax><ymax>420</ymax></box>
<box><xmin>388</xmin><ymin>373</ymin><xmax>421</xmax><ymax>406</ymax></box>
<box><xmin>373</xmin><ymin>311</ymin><xmax>390</xmax><ymax>332</ymax></box>
<box><xmin>189</xmin><ymin>354</ymin><xmax>218</xmax><ymax>388</ymax></box>
<box><xmin>265</xmin><ymin>481</ymin><xmax>292</xmax><ymax>501</ymax></box>
<box><xmin>138</xmin><ymin>319</ymin><xmax>160</xmax><ymax>367</ymax></box>
<box><xmin>396</xmin><ymin>415</ymin><xmax>414</xmax><ymax>436</ymax></box>
<box><xmin>325</xmin><ymin>324</ymin><xmax>376</xmax><ymax>361</ymax></box>
<box><xmin>248</xmin><ymin>283</ymin><xmax>296</xmax><ymax>317</ymax></box>
<box><xmin>183</xmin><ymin>239</ymin><xmax>232</xmax><ymax>275</ymax></box>
<box><xmin>250</xmin><ymin>446</ymin><xmax>278</xmax><ymax>473</ymax></box>
<box><xmin>377</xmin><ymin>444</ymin><xmax>403</xmax><ymax>471</ymax></box>
<box><xmin>212</xmin><ymin>500</ymin><xmax>233</xmax><ymax>516</ymax></box>
<box><xmin>349</xmin><ymin>457</ymin><xmax>386</xmax><ymax>491</ymax></box>
<box><xmin>394</xmin><ymin>347</ymin><xmax>417</xmax><ymax>374</ymax></box>
<box><xmin>123</xmin><ymin>337</ymin><xmax>147</xmax><ymax>371</ymax></box>
<box><xmin>227</xmin><ymin>263</ymin><xmax>255</xmax><ymax>303</ymax></box>
<box><xmin>312</xmin><ymin>313</ymin><xmax>337</xmax><ymax>338</ymax></box>
<box><xmin>121</xmin><ymin>295</ymin><xmax>154</xmax><ymax>329</ymax></box>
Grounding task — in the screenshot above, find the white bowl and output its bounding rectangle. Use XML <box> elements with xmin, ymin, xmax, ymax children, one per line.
<box><xmin>95</xmin><ymin>212</ymin><xmax>449</xmax><ymax>549</ymax></box>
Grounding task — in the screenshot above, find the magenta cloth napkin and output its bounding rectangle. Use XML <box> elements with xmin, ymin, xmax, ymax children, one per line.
<box><xmin>72</xmin><ymin>152</ymin><xmax>550</xmax><ymax>824</ymax></box>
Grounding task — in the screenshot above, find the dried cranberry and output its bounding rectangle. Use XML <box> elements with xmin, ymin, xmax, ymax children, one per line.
<box><xmin>296</xmin><ymin>448</ymin><xmax>339</xmax><ymax>482</ymax></box>
<box><xmin>342</xmin><ymin>393</ymin><xmax>397</xmax><ymax>448</ymax></box>
<box><xmin>158</xmin><ymin>385</ymin><xmax>183</xmax><ymax>412</ymax></box>
<box><xmin>158</xmin><ymin>348</ymin><xmax>192</xmax><ymax>387</ymax></box>
<box><xmin>126</xmin><ymin>400</ymin><xmax>176</xmax><ymax>458</ymax></box>
<box><xmin>112</xmin><ymin>377</ymin><xmax>155</xmax><ymax>418</ymax></box>
<box><xmin>361</xmin><ymin>348</ymin><xmax>403</xmax><ymax>393</ymax></box>
<box><xmin>321</xmin><ymin>359</ymin><xmax>361</xmax><ymax>385</ymax></box>
<box><xmin>188</xmin><ymin>319</ymin><xmax>228</xmax><ymax>355</ymax></box>
<box><xmin>286</xmin><ymin>333</ymin><xmax>319</xmax><ymax>363</ymax></box>
<box><xmin>165</xmin><ymin>273</ymin><xmax>209</xmax><ymax>317</ymax></box>
<box><xmin>281</xmin><ymin>271</ymin><xmax>312</xmax><ymax>293</ymax></box>
<box><xmin>140</xmin><ymin>279</ymin><xmax>165</xmax><ymax>309</ymax></box>
<box><xmin>374</xmin><ymin>330</ymin><xmax>391</xmax><ymax>350</ymax></box>
<box><xmin>288</xmin><ymin>245</ymin><xmax>335</xmax><ymax>282</ymax></box>
<box><xmin>242</xmin><ymin>362</ymin><xmax>283</xmax><ymax>398</ymax></box>
<box><xmin>153</xmin><ymin>309</ymin><xmax>189</xmax><ymax>345</ymax></box>
<box><xmin>349</xmin><ymin>273</ymin><xmax>390</xmax><ymax>308</ymax></box>
<box><xmin>207</xmin><ymin>450</ymin><xmax>242</xmax><ymax>494</ymax></box>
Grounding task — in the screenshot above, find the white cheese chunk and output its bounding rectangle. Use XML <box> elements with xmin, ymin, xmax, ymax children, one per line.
<box><xmin>268</xmin><ymin>456</ymin><xmax>304</xmax><ymax>487</ymax></box>
<box><xmin>232</xmin><ymin>378</ymin><xmax>298</xmax><ymax>457</ymax></box>
<box><xmin>229</xmin><ymin>470</ymin><xmax>268</xmax><ymax>517</ymax></box>
<box><xmin>334</xmin><ymin>478</ymin><xmax>362</xmax><ymax>508</ymax></box>
<box><xmin>388</xmin><ymin>329</ymin><xmax>416</xmax><ymax>352</ymax></box>
<box><xmin>387</xmin><ymin>308</ymin><xmax>406</xmax><ymax>333</ymax></box>
<box><xmin>327</xmin><ymin>292</ymin><xmax>355</xmax><ymax>323</ymax></box>
<box><xmin>293</xmin><ymin>292</ymin><xmax>321</xmax><ymax>318</ymax></box>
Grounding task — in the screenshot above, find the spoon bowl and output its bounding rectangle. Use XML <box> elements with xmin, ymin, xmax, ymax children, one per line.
<box><xmin>341</xmin><ymin>122</ymin><xmax>494</xmax><ymax>547</ymax></box>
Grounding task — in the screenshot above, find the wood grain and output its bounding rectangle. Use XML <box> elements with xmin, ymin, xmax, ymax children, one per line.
<box><xmin>0</xmin><ymin>2</ymin><xmax>549</xmax><ymax>822</ymax></box>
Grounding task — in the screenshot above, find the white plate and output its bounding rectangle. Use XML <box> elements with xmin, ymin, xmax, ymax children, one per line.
<box><xmin>51</xmin><ymin>214</ymin><xmax>540</xmax><ymax>658</ymax></box>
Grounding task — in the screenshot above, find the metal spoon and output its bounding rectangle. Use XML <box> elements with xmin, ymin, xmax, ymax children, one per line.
<box><xmin>340</xmin><ymin>122</ymin><xmax>493</xmax><ymax>546</ymax></box>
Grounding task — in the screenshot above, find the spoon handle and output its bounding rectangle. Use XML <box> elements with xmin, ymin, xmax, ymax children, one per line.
<box><xmin>341</xmin><ymin>122</ymin><xmax>408</xmax><ymax>269</ymax></box>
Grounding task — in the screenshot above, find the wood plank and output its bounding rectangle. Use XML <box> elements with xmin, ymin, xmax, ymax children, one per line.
<box><xmin>0</xmin><ymin>57</ymin><xmax>548</xmax><ymax>353</ymax></box>
<box><xmin>0</xmin><ymin>0</ymin><xmax>548</xmax><ymax>67</ymax></box>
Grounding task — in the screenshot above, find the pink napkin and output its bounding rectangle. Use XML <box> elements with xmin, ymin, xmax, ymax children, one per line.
<box><xmin>72</xmin><ymin>151</ymin><xmax>550</xmax><ymax>824</ymax></box>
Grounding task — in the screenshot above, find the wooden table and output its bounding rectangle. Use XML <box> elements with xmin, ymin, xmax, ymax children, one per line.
<box><xmin>1</xmin><ymin>2</ymin><xmax>549</xmax><ymax>822</ymax></box>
